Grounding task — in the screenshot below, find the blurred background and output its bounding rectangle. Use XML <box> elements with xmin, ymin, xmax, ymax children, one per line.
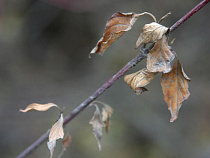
<box><xmin>0</xmin><ymin>0</ymin><xmax>209</xmax><ymax>158</ymax></box>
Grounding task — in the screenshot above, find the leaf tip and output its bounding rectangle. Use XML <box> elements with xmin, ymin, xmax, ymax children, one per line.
<box><xmin>170</xmin><ymin>115</ymin><xmax>178</xmax><ymax>122</ymax></box>
<box><xmin>19</xmin><ymin>109</ymin><xmax>27</xmax><ymax>112</ymax></box>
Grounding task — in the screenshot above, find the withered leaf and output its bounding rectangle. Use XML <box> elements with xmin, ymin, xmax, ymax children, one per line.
<box><xmin>101</xmin><ymin>104</ymin><xmax>113</xmax><ymax>133</ymax></box>
<box><xmin>124</xmin><ymin>68</ymin><xmax>156</xmax><ymax>95</ymax></box>
<box><xmin>90</xmin><ymin>12</ymin><xmax>139</xmax><ymax>55</ymax></box>
<box><xmin>47</xmin><ymin>140</ymin><xmax>56</xmax><ymax>158</ymax></box>
<box><xmin>136</xmin><ymin>22</ymin><xmax>168</xmax><ymax>48</ymax></box>
<box><xmin>20</xmin><ymin>103</ymin><xmax>58</xmax><ymax>112</ymax></box>
<box><xmin>47</xmin><ymin>114</ymin><xmax>64</xmax><ymax>158</ymax></box>
<box><xmin>89</xmin><ymin>105</ymin><xmax>105</xmax><ymax>151</ymax></box>
<box><xmin>62</xmin><ymin>133</ymin><xmax>71</xmax><ymax>149</ymax></box>
<box><xmin>161</xmin><ymin>60</ymin><xmax>190</xmax><ymax>122</ymax></box>
<box><xmin>147</xmin><ymin>35</ymin><xmax>176</xmax><ymax>73</ymax></box>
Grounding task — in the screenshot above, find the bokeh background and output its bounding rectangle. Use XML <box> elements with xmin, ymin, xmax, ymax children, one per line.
<box><xmin>1</xmin><ymin>0</ymin><xmax>210</xmax><ymax>158</ymax></box>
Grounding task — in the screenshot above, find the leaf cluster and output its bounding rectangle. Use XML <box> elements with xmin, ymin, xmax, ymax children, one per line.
<box><xmin>90</xmin><ymin>12</ymin><xmax>190</xmax><ymax>122</ymax></box>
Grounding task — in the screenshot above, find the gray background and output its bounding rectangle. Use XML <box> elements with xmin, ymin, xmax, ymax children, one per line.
<box><xmin>1</xmin><ymin>0</ymin><xmax>210</xmax><ymax>158</ymax></box>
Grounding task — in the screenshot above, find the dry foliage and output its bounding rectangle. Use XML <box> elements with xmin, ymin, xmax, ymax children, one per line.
<box><xmin>90</xmin><ymin>12</ymin><xmax>139</xmax><ymax>55</ymax></box>
<box><xmin>89</xmin><ymin>105</ymin><xmax>105</xmax><ymax>150</ymax></box>
<box><xmin>20</xmin><ymin>103</ymin><xmax>58</xmax><ymax>112</ymax></box>
<box><xmin>47</xmin><ymin>114</ymin><xmax>64</xmax><ymax>158</ymax></box>
<box><xmin>101</xmin><ymin>104</ymin><xmax>113</xmax><ymax>133</ymax></box>
<box><xmin>90</xmin><ymin>11</ymin><xmax>157</xmax><ymax>55</ymax></box>
<box><xmin>147</xmin><ymin>35</ymin><xmax>176</xmax><ymax>73</ymax></box>
<box><xmin>62</xmin><ymin>133</ymin><xmax>72</xmax><ymax>149</ymax></box>
<box><xmin>124</xmin><ymin>68</ymin><xmax>156</xmax><ymax>94</ymax></box>
<box><xmin>136</xmin><ymin>22</ymin><xmax>168</xmax><ymax>48</ymax></box>
<box><xmin>90</xmin><ymin>11</ymin><xmax>191</xmax><ymax>122</ymax></box>
<box><xmin>161</xmin><ymin>60</ymin><xmax>190</xmax><ymax>122</ymax></box>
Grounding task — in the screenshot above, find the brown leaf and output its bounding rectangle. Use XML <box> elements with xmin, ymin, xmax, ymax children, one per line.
<box><xmin>161</xmin><ymin>60</ymin><xmax>190</xmax><ymax>122</ymax></box>
<box><xmin>136</xmin><ymin>22</ymin><xmax>168</xmax><ymax>48</ymax></box>
<box><xmin>62</xmin><ymin>133</ymin><xmax>71</xmax><ymax>149</ymax></box>
<box><xmin>124</xmin><ymin>68</ymin><xmax>156</xmax><ymax>95</ymax></box>
<box><xmin>20</xmin><ymin>103</ymin><xmax>58</xmax><ymax>112</ymax></box>
<box><xmin>101</xmin><ymin>104</ymin><xmax>113</xmax><ymax>133</ymax></box>
<box><xmin>47</xmin><ymin>114</ymin><xmax>64</xmax><ymax>158</ymax></box>
<box><xmin>147</xmin><ymin>35</ymin><xmax>176</xmax><ymax>73</ymax></box>
<box><xmin>90</xmin><ymin>12</ymin><xmax>139</xmax><ymax>55</ymax></box>
<box><xmin>89</xmin><ymin>105</ymin><xmax>105</xmax><ymax>151</ymax></box>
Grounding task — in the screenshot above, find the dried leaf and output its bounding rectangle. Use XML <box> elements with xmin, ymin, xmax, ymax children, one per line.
<box><xmin>47</xmin><ymin>114</ymin><xmax>64</xmax><ymax>158</ymax></box>
<box><xmin>47</xmin><ymin>140</ymin><xmax>56</xmax><ymax>158</ymax></box>
<box><xmin>90</xmin><ymin>12</ymin><xmax>139</xmax><ymax>55</ymax></box>
<box><xmin>161</xmin><ymin>60</ymin><xmax>190</xmax><ymax>122</ymax></box>
<box><xmin>62</xmin><ymin>133</ymin><xmax>71</xmax><ymax>149</ymax></box>
<box><xmin>124</xmin><ymin>68</ymin><xmax>156</xmax><ymax>95</ymax></box>
<box><xmin>20</xmin><ymin>103</ymin><xmax>58</xmax><ymax>112</ymax></box>
<box><xmin>147</xmin><ymin>35</ymin><xmax>176</xmax><ymax>73</ymax></box>
<box><xmin>136</xmin><ymin>22</ymin><xmax>168</xmax><ymax>48</ymax></box>
<box><xmin>89</xmin><ymin>105</ymin><xmax>105</xmax><ymax>151</ymax></box>
<box><xmin>102</xmin><ymin>104</ymin><xmax>113</xmax><ymax>133</ymax></box>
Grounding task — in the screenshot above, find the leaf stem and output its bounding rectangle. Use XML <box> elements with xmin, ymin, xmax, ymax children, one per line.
<box><xmin>17</xmin><ymin>1</ymin><xmax>209</xmax><ymax>157</ymax></box>
<box><xmin>136</xmin><ymin>12</ymin><xmax>157</xmax><ymax>22</ymax></box>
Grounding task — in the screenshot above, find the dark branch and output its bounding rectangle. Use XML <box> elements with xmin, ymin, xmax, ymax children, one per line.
<box><xmin>17</xmin><ymin>1</ymin><xmax>209</xmax><ymax>157</ymax></box>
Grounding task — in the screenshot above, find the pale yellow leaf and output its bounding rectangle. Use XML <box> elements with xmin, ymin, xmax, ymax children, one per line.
<box><xmin>20</xmin><ymin>103</ymin><xmax>58</xmax><ymax>112</ymax></box>
<box><xmin>47</xmin><ymin>114</ymin><xmax>64</xmax><ymax>158</ymax></box>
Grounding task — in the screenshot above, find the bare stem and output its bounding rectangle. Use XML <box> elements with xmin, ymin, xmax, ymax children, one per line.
<box><xmin>17</xmin><ymin>1</ymin><xmax>209</xmax><ymax>157</ymax></box>
<box><xmin>170</xmin><ymin>0</ymin><xmax>209</xmax><ymax>32</ymax></box>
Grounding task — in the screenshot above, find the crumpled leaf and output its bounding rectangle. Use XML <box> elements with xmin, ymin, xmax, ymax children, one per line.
<box><xmin>62</xmin><ymin>133</ymin><xmax>71</xmax><ymax>149</ymax></box>
<box><xmin>90</xmin><ymin>12</ymin><xmax>139</xmax><ymax>55</ymax></box>
<box><xmin>20</xmin><ymin>103</ymin><xmax>58</xmax><ymax>112</ymax></box>
<box><xmin>124</xmin><ymin>68</ymin><xmax>156</xmax><ymax>95</ymax></box>
<box><xmin>147</xmin><ymin>35</ymin><xmax>176</xmax><ymax>73</ymax></box>
<box><xmin>136</xmin><ymin>22</ymin><xmax>168</xmax><ymax>48</ymax></box>
<box><xmin>101</xmin><ymin>104</ymin><xmax>113</xmax><ymax>133</ymax></box>
<box><xmin>161</xmin><ymin>60</ymin><xmax>190</xmax><ymax>122</ymax></box>
<box><xmin>89</xmin><ymin>105</ymin><xmax>105</xmax><ymax>151</ymax></box>
<box><xmin>47</xmin><ymin>114</ymin><xmax>64</xmax><ymax>158</ymax></box>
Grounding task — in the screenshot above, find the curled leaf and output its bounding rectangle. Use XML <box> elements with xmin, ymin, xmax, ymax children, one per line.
<box><xmin>89</xmin><ymin>105</ymin><xmax>105</xmax><ymax>151</ymax></box>
<box><xmin>136</xmin><ymin>22</ymin><xmax>168</xmax><ymax>48</ymax></box>
<box><xmin>101</xmin><ymin>104</ymin><xmax>113</xmax><ymax>133</ymax></box>
<box><xmin>161</xmin><ymin>60</ymin><xmax>190</xmax><ymax>122</ymax></box>
<box><xmin>147</xmin><ymin>35</ymin><xmax>176</xmax><ymax>73</ymax></box>
<box><xmin>20</xmin><ymin>103</ymin><xmax>58</xmax><ymax>112</ymax></box>
<box><xmin>124</xmin><ymin>68</ymin><xmax>156</xmax><ymax>95</ymax></box>
<box><xmin>90</xmin><ymin>12</ymin><xmax>140</xmax><ymax>55</ymax></box>
<box><xmin>47</xmin><ymin>114</ymin><xmax>64</xmax><ymax>158</ymax></box>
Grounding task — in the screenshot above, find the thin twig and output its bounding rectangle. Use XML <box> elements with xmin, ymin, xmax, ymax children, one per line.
<box><xmin>17</xmin><ymin>1</ymin><xmax>209</xmax><ymax>157</ymax></box>
<box><xmin>170</xmin><ymin>0</ymin><xmax>209</xmax><ymax>32</ymax></box>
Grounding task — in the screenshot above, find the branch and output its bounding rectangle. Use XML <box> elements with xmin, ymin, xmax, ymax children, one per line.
<box><xmin>170</xmin><ymin>0</ymin><xmax>209</xmax><ymax>32</ymax></box>
<box><xmin>17</xmin><ymin>1</ymin><xmax>209</xmax><ymax>157</ymax></box>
